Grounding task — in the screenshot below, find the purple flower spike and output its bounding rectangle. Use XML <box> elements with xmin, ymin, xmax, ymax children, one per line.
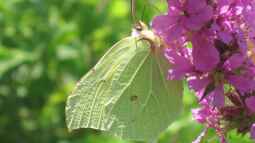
<box><xmin>152</xmin><ymin>0</ymin><xmax>255</xmax><ymax>142</ymax></box>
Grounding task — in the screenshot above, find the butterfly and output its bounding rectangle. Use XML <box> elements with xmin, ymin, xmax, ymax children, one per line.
<box><xmin>65</xmin><ymin>1</ymin><xmax>183</xmax><ymax>142</ymax></box>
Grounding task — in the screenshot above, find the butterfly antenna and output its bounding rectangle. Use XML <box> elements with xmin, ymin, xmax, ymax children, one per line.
<box><xmin>145</xmin><ymin>0</ymin><xmax>162</xmax><ymax>14</ymax></box>
<box><xmin>131</xmin><ymin>0</ymin><xmax>144</xmax><ymax>32</ymax></box>
<box><xmin>131</xmin><ymin>0</ymin><xmax>137</xmax><ymax>24</ymax></box>
<box><xmin>141</xmin><ymin>4</ymin><xmax>146</xmax><ymax>22</ymax></box>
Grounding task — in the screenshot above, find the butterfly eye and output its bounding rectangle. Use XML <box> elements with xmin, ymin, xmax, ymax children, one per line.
<box><xmin>135</xmin><ymin>23</ymin><xmax>143</xmax><ymax>31</ymax></box>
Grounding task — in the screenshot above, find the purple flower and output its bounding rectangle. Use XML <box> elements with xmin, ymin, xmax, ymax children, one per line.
<box><xmin>192</xmin><ymin>107</ymin><xmax>209</xmax><ymax>124</ymax></box>
<box><xmin>192</xmin><ymin>32</ymin><xmax>220</xmax><ymax>72</ymax></box>
<box><xmin>183</xmin><ymin>0</ymin><xmax>213</xmax><ymax>31</ymax></box>
<box><xmin>208</xmin><ymin>85</ymin><xmax>225</xmax><ymax>107</ymax></box>
<box><xmin>223</xmin><ymin>53</ymin><xmax>245</xmax><ymax>71</ymax></box>
<box><xmin>218</xmin><ymin>31</ymin><xmax>233</xmax><ymax>44</ymax></box>
<box><xmin>152</xmin><ymin>0</ymin><xmax>213</xmax><ymax>43</ymax></box>
<box><xmin>226</xmin><ymin>74</ymin><xmax>255</xmax><ymax>94</ymax></box>
<box><xmin>152</xmin><ymin>14</ymin><xmax>185</xmax><ymax>43</ymax></box>
<box><xmin>192</xmin><ymin>100</ymin><xmax>222</xmax><ymax>132</ymax></box>
<box><xmin>188</xmin><ymin>75</ymin><xmax>211</xmax><ymax>98</ymax></box>
<box><xmin>245</xmin><ymin>96</ymin><xmax>255</xmax><ymax>113</ymax></box>
<box><xmin>165</xmin><ymin>47</ymin><xmax>193</xmax><ymax>80</ymax></box>
<box><xmin>250</xmin><ymin>123</ymin><xmax>255</xmax><ymax>139</ymax></box>
<box><xmin>152</xmin><ymin>0</ymin><xmax>186</xmax><ymax>43</ymax></box>
<box><xmin>244</xmin><ymin>2</ymin><xmax>255</xmax><ymax>43</ymax></box>
<box><xmin>188</xmin><ymin>75</ymin><xmax>225</xmax><ymax>107</ymax></box>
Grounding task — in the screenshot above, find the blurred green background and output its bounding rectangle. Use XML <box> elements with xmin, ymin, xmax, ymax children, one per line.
<box><xmin>0</xmin><ymin>0</ymin><xmax>254</xmax><ymax>143</ymax></box>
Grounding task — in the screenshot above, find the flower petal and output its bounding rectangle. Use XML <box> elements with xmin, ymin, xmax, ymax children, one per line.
<box><xmin>223</xmin><ymin>53</ymin><xmax>245</xmax><ymax>71</ymax></box>
<box><xmin>192</xmin><ymin>33</ymin><xmax>220</xmax><ymax>72</ymax></box>
<box><xmin>188</xmin><ymin>75</ymin><xmax>211</xmax><ymax>98</ymax></box>
<box><xmin>192</xmin><ymin>108</ymin><xmax>209</xmax><ymax>124</ymax></box>
<box><xmin>227</xmin><ymin>74</ymin><xmax>255</xmax><ymax>94</ymax></box>
<box><xmin>208</xmin><ymin>85</ymin><xmax>225</xmax><ymax>107</ymax></box>
<box><xmin>245</xmin><ymin>96</ymin><xmax>255</xmax><ymax>113</ymax></box>
<box><xmin>250</xmin><ymin>123</ymin><xmax>255</xmax><ymax>140</ymax></box>
<box><xmin>184</xmin><ymin>6</ymin><xmax>213</xmax><ymax>31</ymax></box>
<box><xmin>185</xmin><ymin>0</ymin><xmax>207</xmax><ymax>14</ymax></box>
<box><xmin>165</xmin><ymin>48</ymin><xmax>193</xmax><ymax>80</ymax></box>
<box><xmin>152</xmin><ymin>15</ymin><xmax>184</xmax><ymax>43</ymax></box>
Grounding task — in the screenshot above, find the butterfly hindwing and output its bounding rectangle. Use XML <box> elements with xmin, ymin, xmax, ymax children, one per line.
<box><xmin>108</xmin><ymin>40</ymin><xmax>183</xmax><ymax>141</ymax></box>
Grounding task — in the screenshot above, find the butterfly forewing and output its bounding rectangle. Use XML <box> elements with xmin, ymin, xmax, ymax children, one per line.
<box><xmin>66</xmin><ymin>37</ymin><xmax>150</xmax><ymax>130</ymax></box>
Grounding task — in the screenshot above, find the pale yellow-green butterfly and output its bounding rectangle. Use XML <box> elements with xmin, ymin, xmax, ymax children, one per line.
<box><xmin>65</xmin><ymin>1</ymin><xmax>183</xmax><ymax>142</ymax></box>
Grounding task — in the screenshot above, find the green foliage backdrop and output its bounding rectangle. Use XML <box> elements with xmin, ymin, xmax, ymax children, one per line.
<box><xmin>0</xmin><ymin>0</ymin><xmax>253</xmax><ymax>143</ymax></box>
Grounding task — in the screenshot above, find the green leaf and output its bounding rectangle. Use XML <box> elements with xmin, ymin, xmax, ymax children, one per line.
<box><xmin>65</xmin><ymin>35</ymin><xmax>183</xmax><ymax>142</ymax></box>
